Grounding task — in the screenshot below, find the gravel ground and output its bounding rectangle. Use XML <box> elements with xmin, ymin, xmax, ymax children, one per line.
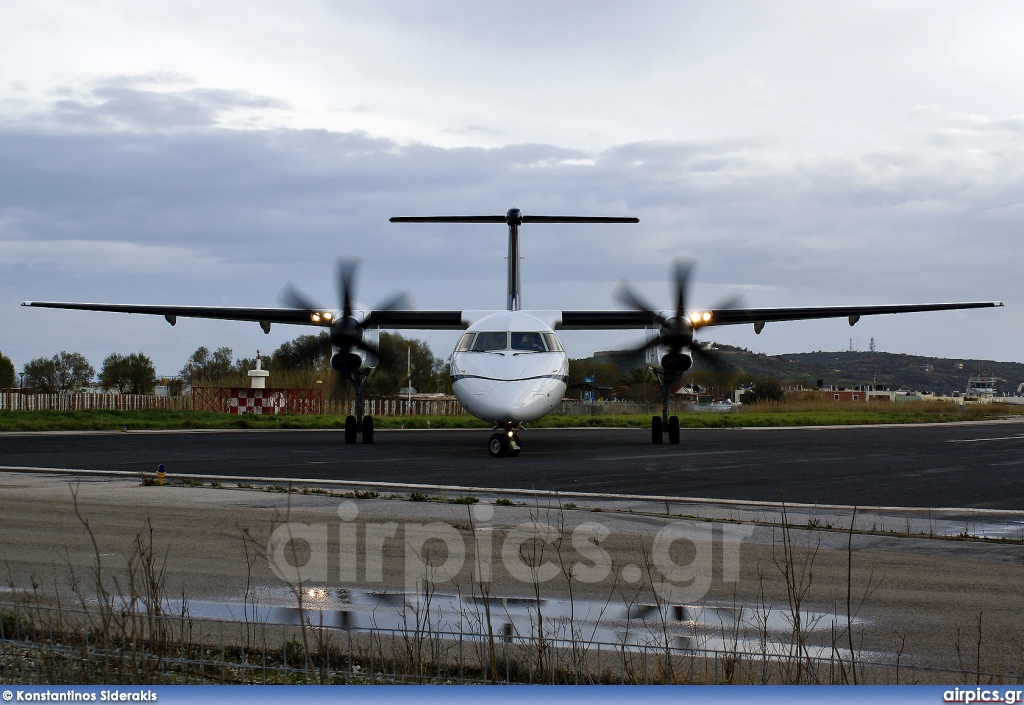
<box><xmin>1</xmin><ymin>470</ymin><xmax>1022</xmax><ymax>676</ymax></box>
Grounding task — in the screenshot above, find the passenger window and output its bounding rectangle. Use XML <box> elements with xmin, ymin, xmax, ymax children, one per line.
<box><xmin>455</xmin><ymin>333</ymin><xmax>475</xmax><ymax>352</ymax></box>
<box><xmin>471</xmin><ymin>331</ymin><xmax>509</xmax><ymax>352</ymax></box>
<box><xmin>511</xmin><ymin>332</ymin><xmax>547</xmax><ymax>352</ymax></box>
<box><xmin>542</xmin><ymin>333</ymin><xmax>562</xmax><ymax>352</ymax></box>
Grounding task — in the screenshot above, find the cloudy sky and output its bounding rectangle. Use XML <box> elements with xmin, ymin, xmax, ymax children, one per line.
<box><xmin>2</xmin><ymin>1</ymin><xmax>1022</xmax><ymax>378</ymax></box>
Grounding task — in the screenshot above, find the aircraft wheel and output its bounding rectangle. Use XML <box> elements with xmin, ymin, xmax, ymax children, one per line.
<box><xmin>488</xmin><ymin>433</ymin><xmax>507</xmax><ymax>458</ymax></box>
<box><xmin>668</xmin><ymin>416</ymin><xmax>680</xmax><ymax>445</ymax></box>
<box><xmin>651</xmin><ymin>416</ymin><xmax>663</xmax><ymax>444</ymax></box>
<box><xmin>361</xmin><ymin>415</ymin><xmax>374</xmax><ymax>444</ymax></box>
<box><xmin>344</xmin><ymin>415</ymin><xmax>358</xmax><ymax>444</ymax></box>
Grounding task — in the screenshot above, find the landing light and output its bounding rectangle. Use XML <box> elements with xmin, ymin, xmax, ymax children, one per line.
<box><xmin>507</xmin><ymin>431</ymin><xmax>514</xmax><ymax>438</ymax></box>
<box><xmin>311</xmin><ymin>313</ymin><xmax>321</xmax><ymax>322</ymax></box>
<box><xmin>702</xmin><ymin>311</ymin><xmax>711</xmax><ymax>322</ymax></box>
<box><xmin>689</xmin><ymin>312</ymin><xmax>701</xmax><ymax>324</ymax></box>
<box><xmin>323</xmin><ymin>312</ymin><xmax>333</xmax><ymax>320</ymax></box>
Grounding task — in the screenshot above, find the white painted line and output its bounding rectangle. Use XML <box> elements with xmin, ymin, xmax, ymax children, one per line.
<box><xmin>592</xmin><ymin>450</ymin><xmax>752</xmax><ymax>461</ymax></box>
<box><xmin>947</xmin><ymin>435</ymin><xmax>1024</xmax><ymax>443</ymax></box>
<box><xmin>2</xmin><ymin>465</ymin><xmax>1022</xmax><ymax>516</ymax></box>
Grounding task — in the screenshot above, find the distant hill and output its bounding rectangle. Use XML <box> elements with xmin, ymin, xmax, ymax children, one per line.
<box><xmin>589</xmin><ymin>344</ymin><xmax>1024</xmax><ymax>395</ymax></box>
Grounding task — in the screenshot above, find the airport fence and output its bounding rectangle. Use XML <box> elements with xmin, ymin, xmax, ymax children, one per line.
<box><xmin>558</xmin><ymin>400</ymin><xmax>708</xmax><ymax>416</ymax></box>
<box><xmin>0</xmin><ymin>392</ymin><xmax>467</xmax><ymax>416</ymax></box>
<box><xmin>0</xmin><ymin>392</ymin><xmax>189</xmax><ymax>412</ymax></box>
<box><xmin>0</xmin><ymin>393</ymin><xmax>727</xmax><ymax>417</ymax></box>
<box><xmin>322</xmin><ymin>398</ymin><xmax>469</xmax><ymax>417</ymax></box>
<box><xmin>2</xmin><ymin>600</ymin><xmax>1020</xmax><ymax>686</ymax></box>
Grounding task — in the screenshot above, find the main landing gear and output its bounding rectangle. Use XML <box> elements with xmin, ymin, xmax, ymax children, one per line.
<box><xmin>488</xmin><ymin>424</ymin><xmax>521</xmax><ymax>458</ymax></box>
<box><xmin>651</xmin><ymin>414</ymin><xmax>680</xmax><ymax>445</ymax></box>
<box><xmin>343</xmin><ymin>368</ymin><xmax>375</xmax><ymax>444</ymax></box>
<box><xmin>651</xmin><ymin>368</ymin><xmax>682</xmax><ymax>445</ymax></box>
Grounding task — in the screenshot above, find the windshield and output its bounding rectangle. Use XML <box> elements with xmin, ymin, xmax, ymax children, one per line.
<box><xmin>511</xmin><ymin>332</ymin><xmax>548</xmax><ymax>352</ymax></box>
<box><xmin>471</xmin><ymin>331</ymin><xmax>509</xmax><ymax>352</ymax></box>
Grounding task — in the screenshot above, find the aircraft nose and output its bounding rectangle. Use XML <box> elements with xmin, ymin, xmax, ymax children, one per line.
<box><xmin>485</xmin><ymin>382</ymin><xmax>537</xmax><ymax>411</ymax></box>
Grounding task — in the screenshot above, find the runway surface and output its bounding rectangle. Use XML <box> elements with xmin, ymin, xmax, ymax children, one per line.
<box><xmin>3</xmin><ymin>421</ymin><xmax>1024</xmax><ymax>508</ymax></box>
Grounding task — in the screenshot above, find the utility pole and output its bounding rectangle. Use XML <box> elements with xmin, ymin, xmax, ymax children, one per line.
<box><xmin>407</xmin><ymin>346</ymin><xmax>412</xmax><ymax>414</ymax></box>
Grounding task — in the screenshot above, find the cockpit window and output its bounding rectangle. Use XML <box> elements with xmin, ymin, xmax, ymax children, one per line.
<box><xmin>471</xmin><ymin>331</ymin><xmax>509</xmax><ymax>352</ymax></box>
<box><xmin>542</xmin><ymin>333</ymin><xmax>563</xmax><ymax>352</ymax></box>
<box><xmin>511</xmin><ymin>332</ymin><xmax>548</xmax><ymax>352</ymax></box>
<box><xmin>455</xmin><ymin>333</ymin><xmax>475</xmax><ymax>352</ymax></box>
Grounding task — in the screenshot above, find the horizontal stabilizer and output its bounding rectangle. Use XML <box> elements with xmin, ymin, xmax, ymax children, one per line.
<box><xmin>390</xmin><ymin>211</ymin><xmax>639</xmax><ymax>226</ymax></box>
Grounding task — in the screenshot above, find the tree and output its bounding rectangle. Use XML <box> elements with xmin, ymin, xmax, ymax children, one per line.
<box><xmin>23</xmin><ymin>351</ymin><xmax>94</xmax><ymax>393</ymax></box>
<box><xmin>99</xmin><ymin>352</ymin><xmax>158</xmax><ymax>394</ymax></box>
<box><xmin>615</xmin><ymin>367</ymin><xmax>660</xmax><ymax>404</ymax></box>
<box><xmin>739</xmin><ymin>378</ymin><xmax>786</xmax><ymax>405</ymax></box>
<box><xmin>272</xmin><ymin>334</ymin><xmax>329</xmax><ymax>371</ymax></box>
<box><xmin>0</xmin><ymin>351</ymin><xmax>14</xmax><ymax>389</ymax></box>
<box><xmin>180</xmin><ymin>346</ymin><xmax>235</xmax><ymax>385</ymax></box>
<box><xmin>364</xmin><ymin>332</ymin><xmax>451</xmax><ymax>396</ymax></box>
<box><xmin>567</xmin><ymin>359</ymin><xmax>622</xmax><ymax>389</ymax></box>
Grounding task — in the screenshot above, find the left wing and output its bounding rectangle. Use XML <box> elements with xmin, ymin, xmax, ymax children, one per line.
<box><xmin>22</xmin><ymin>301</ymin><xmax>467</xmax><ymax>332</ymax></box>
<box><xmin>556</xmin><ymin>301</ymin><xmax>1003</xmax><ymax>330</ymax></box>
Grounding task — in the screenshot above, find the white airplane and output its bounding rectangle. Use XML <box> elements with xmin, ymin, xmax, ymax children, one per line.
<box><xmin>24</xmin><ymin>208</ymin><xmax>1003</xmax><ymax>457</ymax></box>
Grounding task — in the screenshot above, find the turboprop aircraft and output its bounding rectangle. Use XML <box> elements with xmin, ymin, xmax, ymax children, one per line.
<box><xmin>23</xmin><ymin>208</ymin><xmax>1003</xmax><ymax>457</ymax></box>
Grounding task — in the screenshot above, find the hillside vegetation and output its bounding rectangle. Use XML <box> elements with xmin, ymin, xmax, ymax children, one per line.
<box><xmin>584</xmin><ymin>345</ymin><xmax>1024</xmax><ymax>395</ymax></box>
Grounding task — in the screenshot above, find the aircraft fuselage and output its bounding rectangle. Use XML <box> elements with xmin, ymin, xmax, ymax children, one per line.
<box><xmin>449</xmin><ymin>311</ymin><xmax>568</xmax><ymax>425</ymax></box>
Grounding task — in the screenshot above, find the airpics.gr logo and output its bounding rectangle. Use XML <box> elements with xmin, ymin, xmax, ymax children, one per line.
<box><xmin>267</xmin><ymin>500</ymin><xmax>755</xmax><ymax>599</ymax></box>
<box><xmin>943</xmin><ymin>688</ymin><xmax>1024</xmax><ymax>704</ymax></box>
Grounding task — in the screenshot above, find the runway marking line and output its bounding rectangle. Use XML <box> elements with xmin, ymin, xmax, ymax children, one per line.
<box><xmin>3</xmin><ymin>465</ymin><xmax>1023</xmax><ymax>517</ymax></box>
<box><xmin>947</xmin><ymin>435</ymin><xmax>1024</xmax><ymax>443</ymax></box>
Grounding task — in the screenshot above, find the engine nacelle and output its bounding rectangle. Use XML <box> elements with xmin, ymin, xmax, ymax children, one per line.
<box><xmin>331</xmin><ymin>351</ymin><xmax>364</xmax><ymax>374</ymax></box>
<box><xmin>660</xmin><ymin>352</ymin><xmax>693</xmax><ymax>374</ymax></box>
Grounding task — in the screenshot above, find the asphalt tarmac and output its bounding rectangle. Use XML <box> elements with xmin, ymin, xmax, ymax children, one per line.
<box><xmin>4</xmin><ymin>420</ymin><xmax>1024</xmax><ymax>508</ymax></box>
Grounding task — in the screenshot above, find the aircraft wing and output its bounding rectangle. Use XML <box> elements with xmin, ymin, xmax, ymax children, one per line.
<box><xmin>21</xmin><ymin>301</ymin><xmax>467</xmax><ymax>331</ymax></box>
<box><xmin>699</xmin><ymin>301</ymin><xmax>1004</xmax><ymax>328</ymax></box>
<box><xmin>556</xmin><ymin>301</ymin><xmax>1003</xmax><ymax>330</ymax></box>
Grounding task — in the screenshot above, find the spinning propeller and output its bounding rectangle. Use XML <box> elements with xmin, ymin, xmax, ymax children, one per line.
<box><xmin>614</xmin><ymin>258</ymin><xmax>743</xmax><ymax>374</ymax></box>
<box><xmin>280</xmin><ymin>258</ymin><xmax>413</xmax><ymax>374</ymax></box>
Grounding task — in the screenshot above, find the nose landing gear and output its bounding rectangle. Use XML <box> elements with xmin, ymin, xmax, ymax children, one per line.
<box><xmin>488</xmin><ymin>425</ymin><xmax>521</xmax><ymax>457</ymax></box>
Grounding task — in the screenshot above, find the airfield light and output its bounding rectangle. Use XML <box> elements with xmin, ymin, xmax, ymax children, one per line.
<box><xmin>702</xmin><ymin>311</ymin><xmax>712</xmax><ymax>322</ymax></box>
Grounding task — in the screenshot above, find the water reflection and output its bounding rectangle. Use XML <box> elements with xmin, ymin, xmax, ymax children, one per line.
<box><xmin>164</xmin><ymin>587</ymin><xmax>862</xmax><ymax>659</ymax></box>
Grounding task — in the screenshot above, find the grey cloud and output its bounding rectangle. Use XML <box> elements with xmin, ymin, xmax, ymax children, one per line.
<box><xmin>47</xmin><ymin>77</ymin><xmax>288</xmax><ymax>131</ymax></box>
<box><xmin>1</xmin><ymin>86</ymin><xmax>1020</xmax><ymax>371</ymax></box>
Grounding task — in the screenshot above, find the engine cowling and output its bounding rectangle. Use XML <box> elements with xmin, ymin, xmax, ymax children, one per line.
<box><xmin>660</xmin><ymin>351</ymin><xmax>693</xmax><ymax>374</ymax></box>
<box><xmin>331</xmin><ymin>351</ymin><xmax>364</xmax><ymax>374</ymax></box>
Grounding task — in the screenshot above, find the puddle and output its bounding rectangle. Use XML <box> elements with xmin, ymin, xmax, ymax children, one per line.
<box><xmin>152</xmin><ymin>587</ymin><xmax>864</xmax><ymax>659</ymax></box>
